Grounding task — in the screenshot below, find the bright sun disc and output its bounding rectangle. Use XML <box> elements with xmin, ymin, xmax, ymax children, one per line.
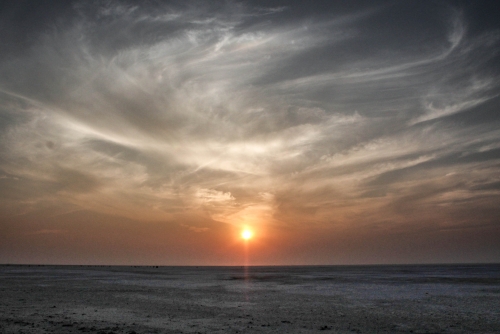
<box><xmin>241</xmin><ymin>229</ymin><xmax>253</xmax><ymax>240</ymax></box>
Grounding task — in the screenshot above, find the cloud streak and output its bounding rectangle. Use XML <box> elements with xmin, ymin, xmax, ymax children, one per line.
<box><xmin>0</xmin><ymin>0</ymin><xmax>499</xmax><ymax>264</ymax></box>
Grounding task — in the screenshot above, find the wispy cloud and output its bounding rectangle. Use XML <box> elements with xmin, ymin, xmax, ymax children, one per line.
<box><xmin>0</xmin><ymin>0</ymin><xmax>499</xmax><ymax>264</ymax></box>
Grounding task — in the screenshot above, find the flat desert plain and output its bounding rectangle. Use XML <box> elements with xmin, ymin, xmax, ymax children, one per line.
<box><xmin>0</xmin><ymin>264</ymin><xmax>499</xmax><ymax>333</ymax></box>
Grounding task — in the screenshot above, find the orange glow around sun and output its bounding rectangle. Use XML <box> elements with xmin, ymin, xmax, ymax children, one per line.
<box><xmin>241</xmin><ymin>229</ymin><xmax>253</xmax><ymax>240</ymax></box>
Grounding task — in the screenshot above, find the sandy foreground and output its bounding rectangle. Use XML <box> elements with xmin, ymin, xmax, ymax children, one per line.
<box><xmin>0</xmin><ymin>265</ymin><xmax>499</xmax><ymax>333</ymax></box>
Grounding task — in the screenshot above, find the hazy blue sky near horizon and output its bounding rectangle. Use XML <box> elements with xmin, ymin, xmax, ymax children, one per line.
<box><xmin>0</xmin><ymin>0</ymin><xmax>499</xmax><ymax>265</ymax></box>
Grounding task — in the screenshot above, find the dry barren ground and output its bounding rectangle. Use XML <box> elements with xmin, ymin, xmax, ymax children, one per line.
<box><xmin>0</xmin><ymin>265</ymin><xmax>499</xmax><ymax>333</ymax></box>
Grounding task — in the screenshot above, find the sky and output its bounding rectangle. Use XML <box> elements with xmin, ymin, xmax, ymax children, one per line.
<box><xmin>0</xmin><ymin>0</ymin><xmax>499</xmax><ymax>265</ymax></box>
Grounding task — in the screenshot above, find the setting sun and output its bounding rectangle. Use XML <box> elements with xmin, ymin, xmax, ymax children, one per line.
<box><xmin>241</xmin><ymin>229</ymin><xmax>253</xmax><ymax>240</ymax></box>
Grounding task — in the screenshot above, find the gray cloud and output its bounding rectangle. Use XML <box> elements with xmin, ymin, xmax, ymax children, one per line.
<box><xmin>0</xmin><ymin>0</ymin><xmax>499</xmax><ymax>264</ymax></box>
